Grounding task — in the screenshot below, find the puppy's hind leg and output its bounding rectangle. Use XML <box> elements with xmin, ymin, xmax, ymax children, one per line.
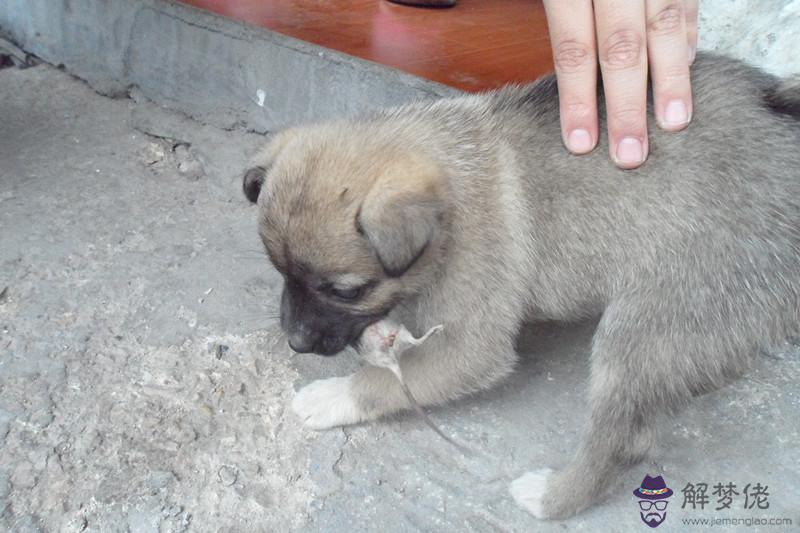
<box><xmin>511</xmin><ymin>296</ymin><xmax>724</xmax><ymax>519</ymax></box>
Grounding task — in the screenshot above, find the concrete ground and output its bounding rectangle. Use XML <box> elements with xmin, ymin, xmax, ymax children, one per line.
<box><xmin>1</xmin><ymin>64</ymin><xmax>799</xmax><ymax>533</ymax></box>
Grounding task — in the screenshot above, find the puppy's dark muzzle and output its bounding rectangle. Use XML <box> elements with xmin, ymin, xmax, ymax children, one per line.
<box><xmin>287</xmin><ymin>330</ymin><xmax>346</xmax><ymax>356</ymax></box>
<box><xmin>280</xmin><ymin>281</ymin><xmax>387</xmax><ymax>356</ymax></box>
<box><xmin>287</xmin><ymin>331</ymin><xmax>317</xmax><ymax>354</ymax></box>
<box><xmin>286</xmin><ymin>318</ymin><xmax>377</xmax><ymax>356</ymax></box>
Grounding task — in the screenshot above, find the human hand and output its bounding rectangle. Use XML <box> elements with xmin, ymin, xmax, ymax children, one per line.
<box><xmin>543</xmin><ymin>0</ymin><xmax>698</xmax><ymax>169</ymax></box>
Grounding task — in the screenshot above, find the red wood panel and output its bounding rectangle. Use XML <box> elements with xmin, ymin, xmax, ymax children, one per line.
<box><xmin>177</xmin><ymin>0</ymin><xmax>554</xmax><ymax>92</ymax></box>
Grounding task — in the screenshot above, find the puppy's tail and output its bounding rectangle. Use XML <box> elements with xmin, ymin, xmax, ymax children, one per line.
<box><xmin>764</xmin><ymin>77</ymin><xmax>800</xmax><ymax>119</ymax></box>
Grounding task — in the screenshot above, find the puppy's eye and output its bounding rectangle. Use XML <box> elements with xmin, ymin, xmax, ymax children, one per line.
<box><xmin>330</xmin><ymin>286</ymin><xmax>363</xmax><ymax>301</ymax></box>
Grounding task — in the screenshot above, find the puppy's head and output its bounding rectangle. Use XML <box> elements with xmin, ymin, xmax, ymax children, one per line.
<box><xmin>243</xmin><ymin>125</ymin><xmax>446</xmax><ymax>356</ymax></box>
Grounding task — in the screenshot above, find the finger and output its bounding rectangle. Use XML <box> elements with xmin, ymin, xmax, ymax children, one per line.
<box><xmin>594</xmin><ymin>0</ymin><xmax>649</xmax><ymax>169</ymax></box>
<box><xmin>543</xmin><ymin>0</ymin><xmax>598</xmax><ymax>155</ymax></box>
<box><xmin>684</xmin><ymin>0</ymin><xmax>699</xmax><ymax>63</ymax></box>
<box><xmin>647</xmin><ymin>0</ymin><xmax>693</xmax><ymax>132</ymax></box>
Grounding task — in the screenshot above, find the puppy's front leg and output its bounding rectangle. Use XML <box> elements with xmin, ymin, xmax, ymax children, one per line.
<box><xmin>292</xmin><ymin>325</ymin><xmax>517</xmax><ymax>429</ymax></box>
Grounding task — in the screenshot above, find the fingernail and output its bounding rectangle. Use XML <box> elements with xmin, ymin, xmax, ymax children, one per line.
<box><xmin>663</xmin><ymin>99</ymin><xmax>689</xmax><ymax>128</ymax></box>
<box><xmin>688</xmin><ymin>46</ymin><xmax>696</xmax><ymax>64</ymax></box>
<box><xmin>567</xmin><ymin>129</ymin><xmax>593</xmax><ymax>154</ymax></box>
<box><xmin>615</xmin><ymin>137</ymin><xmax>644</xmax><ymax>166</ymax></box>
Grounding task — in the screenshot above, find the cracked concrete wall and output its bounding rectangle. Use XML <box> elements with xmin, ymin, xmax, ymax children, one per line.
<box><xmin>0</xmin><ymin>0</ymin><xmax>457</xmax><ymax>133</ymax></box>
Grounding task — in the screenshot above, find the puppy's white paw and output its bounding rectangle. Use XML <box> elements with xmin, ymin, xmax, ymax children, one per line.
<box><xmin>509</xmin><ymin>468</ymin><xmax>554</xmax><ymax>519</ymax></box>
<box><xmin>291</xmin><ymin>376</ymin><xmax>363</xmax><ymax>430</ymax></box>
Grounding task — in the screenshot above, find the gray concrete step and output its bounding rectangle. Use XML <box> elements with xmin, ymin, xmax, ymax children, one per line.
<box><xmin>0</xmin><ymin>0</ymin><xmax>459</xmax><ymax>134</ymax></box>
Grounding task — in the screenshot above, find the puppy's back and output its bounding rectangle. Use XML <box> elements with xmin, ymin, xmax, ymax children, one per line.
<box><xmin>434</xmin><ymin>53</ymin><xmax>800</xmax><ymax>352</ymax></box>
<box><xmin>502</xmin><ymin>53</ymin><xmax>800</xmax><ymax>348</ymax></box>
<box><xmin>360</xmin><ymin>53</ymin><xmax>799</xmax><ymax>348</ymax></box>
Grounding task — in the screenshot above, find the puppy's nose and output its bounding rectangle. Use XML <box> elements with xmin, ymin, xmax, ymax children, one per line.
<box><xmin>287</xmin><ymin>329</ymin><xmax>317</xmax><ymax>354</ymax></box>
<box><xmin>317</xmin><ymin>335</ymin><xmax>346</xmax><ymax>356</ymax></box>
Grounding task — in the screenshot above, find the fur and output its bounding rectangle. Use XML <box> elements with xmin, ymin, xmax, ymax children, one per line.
<box><xmin>244</xmin><ymin>53</ymin><xmax>800</xmax><ymax>518</ymax></box>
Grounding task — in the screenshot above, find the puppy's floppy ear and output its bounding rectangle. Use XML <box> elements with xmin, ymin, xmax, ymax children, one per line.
<box><xmin>357</xmin><ymin>154</ymin><xmax>444</xmax><ymax>277</ymax></box>
<box><xmin>242</xmin><ymin>129</ymin><xmax>296</xmax><ymax>203</ymax></box>
<box><xmin>242</xmin><ymin>166</ymin><xmax>266</xmax><ymax>203</ymax></box>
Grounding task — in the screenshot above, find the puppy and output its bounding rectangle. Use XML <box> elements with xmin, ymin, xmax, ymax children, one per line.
<box><xmin>242</xmin><ymin>53</ymin><xmax>800</xmax><ymax>519</ymax></box>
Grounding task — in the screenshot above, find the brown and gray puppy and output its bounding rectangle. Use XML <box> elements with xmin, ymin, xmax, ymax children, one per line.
<box><xmin>242</xmin><ymin>53</ymin><xmax>800</xmax><ymax>519</ymax></box>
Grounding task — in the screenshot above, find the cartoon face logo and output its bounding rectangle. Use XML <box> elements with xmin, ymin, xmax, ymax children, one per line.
<box><xmin>633</xmin><ymin>475</ymin><xmax>673</xmax><ymax>528</ymax></box>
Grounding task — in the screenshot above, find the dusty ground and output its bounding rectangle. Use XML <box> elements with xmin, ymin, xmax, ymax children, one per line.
<box><xmin>1</xmin><ymin>64</ymin><xmax>799</xmax><ymax>533</ymax></box>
